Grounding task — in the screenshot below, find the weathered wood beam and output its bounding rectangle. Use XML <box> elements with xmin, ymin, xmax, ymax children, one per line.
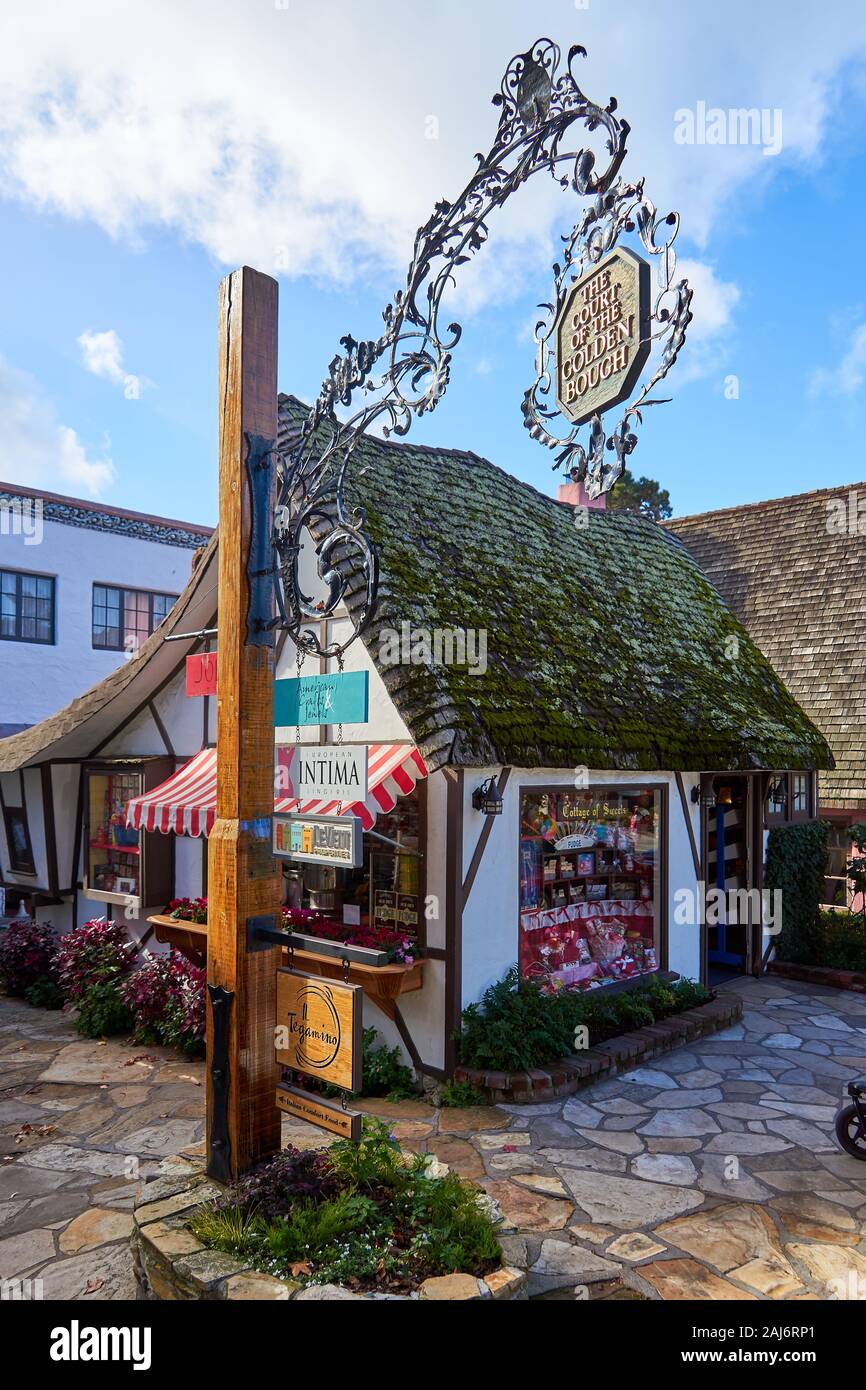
<box><xmin>206</xmin><ymin>266</ymin><xmax>282</xmax><ymax>1181</ymax></box>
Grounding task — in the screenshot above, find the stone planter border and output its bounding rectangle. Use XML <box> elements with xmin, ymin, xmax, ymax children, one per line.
<box><xmin>132</xmin><ymin>1156</ymin><xmax>527</xmax><ymax>1302</ymax></box>
<box><xmin>768</xmin><ymin>958</ymin><xmax>866</xmax><ymax>994</ymax></box>
<box><xmin>453</xmin><ymin>994</ymin><xmax>743</xmax><ymax>1104</ymax></box>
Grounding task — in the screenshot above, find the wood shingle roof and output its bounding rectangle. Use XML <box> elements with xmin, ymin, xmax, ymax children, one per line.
<box><xmin>667</xmin><ymin>484</ymin><xmax>863</xmax><ymax>808</ymax></box>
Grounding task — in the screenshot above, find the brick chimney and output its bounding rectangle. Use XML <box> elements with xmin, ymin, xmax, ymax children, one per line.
<box><xmin>557</xmin><ymin>479</ymin><xmax>606</xmax><ymax>510</ymax></box>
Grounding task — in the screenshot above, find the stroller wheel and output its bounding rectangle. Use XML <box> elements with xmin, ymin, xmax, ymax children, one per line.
<box><xmin>835</xmin><ymin>1104</ymin><xmax>866</xmax><ymax>1159</ymax></box>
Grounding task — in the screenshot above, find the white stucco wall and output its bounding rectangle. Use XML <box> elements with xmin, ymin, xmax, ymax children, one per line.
<box><xmin>0</xmin><ymin>516</ymin><xmax>199</xmax><ymax>729</ymax></box>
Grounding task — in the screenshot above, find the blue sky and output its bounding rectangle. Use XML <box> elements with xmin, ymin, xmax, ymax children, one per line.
<box><xmin>2</xmin><ymin>0</ymin><xmax>866</xmax><ymax>526</ymax></box>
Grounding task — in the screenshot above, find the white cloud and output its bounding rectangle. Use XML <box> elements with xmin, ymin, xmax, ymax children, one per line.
<box><xmin>809</xmin><ymin>322</ymin><xmax>866</xmax><ymax>397</ymax></box>
<box><xmin>78</xmin><ymin>328</ymin><xmax>146</xmax><ymax>398</ymax></box>
<box><xmin>0</xmin><ymin>356</ymin><xmax>114</xmax><ymax>496</ymax></box>
<box><xmin>667</xmin><ymin>258</ymin><xmax>741</xmax><ymax>384</ymax></box>
<box><xmin>0</xmin><ymin>0</ymin><xmax>863</xmax><ymax>320</ymax></box>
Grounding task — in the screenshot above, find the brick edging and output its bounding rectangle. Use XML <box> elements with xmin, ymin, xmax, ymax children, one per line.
<box><xmin>453</xmin><ymin>995</ymin><xmax>743</xmax><ymax>1104</ymax></box>
<box><xmin>768</xmin><ymin>959</ymin><xmax>866</xmax><ymax>994</ymax></box>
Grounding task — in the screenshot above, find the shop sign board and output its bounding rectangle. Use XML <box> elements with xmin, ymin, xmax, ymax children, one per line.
<box><xmin>275</xmin><ymin>967</ymin><xmax>362</xmax><ymax>1093</ymax></box>
<box><xmin>274</xmin><ymin>671</ymin><xmax>369</xmax><ymax>727</ymax></box>
<box><xmin>272</xmin><ymin>812</ymin><xmax>363</xmax><ymax>868</ymax></box>
<box><xmin>185</xmin><ymin>652</ymin><xmax>218</xmax><ymax>696</ymax></box>
<box><xmin>555</xmin><ymin>246</ymin><xmax>651</xmax><ymax>426</ymax></box>
<box><xmin>276</xmin><ymin>745</ymin><xmax>368</xmax><ymax>802</ymax></box>
<box><xmin>276</xmin><ymin>1084</ymin><xmax>362</xmax><ymax>1141</ymax></box>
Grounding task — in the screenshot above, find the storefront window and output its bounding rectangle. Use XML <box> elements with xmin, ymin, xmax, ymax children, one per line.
<box><xmin>519</xmin><ymin>786</ymin><xmax>660</xmax><ymax>993</ymax></box>
<box><xmin>86</xmin><ymin>769</ymin><xmax>142</xmax><ymax>900</ymax></box>
<box><xmin>283</xmin><ymin>790</ymin><xmax>423</xmax><ymax>944</ymax></box>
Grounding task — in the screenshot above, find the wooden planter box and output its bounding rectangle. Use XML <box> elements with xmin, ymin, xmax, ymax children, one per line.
<box><xmin>148</xmin><ymin>914</ymin><xmax>208</xmax><ymax>965</ymax></box>
<box><xmin>148</xmin><ymin>915</ymin><xmax>426</xmax><ymax>1017</ymax></box>
<box><xmin>290</xmin><ymin>949</ymin><xmax>426</xmax><ymax>1020</ymax></box>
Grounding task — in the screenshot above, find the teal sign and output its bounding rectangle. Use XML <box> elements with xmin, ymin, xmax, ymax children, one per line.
<box><xmin>274</xmin><ymin>670</ymin><xmax>369</xmax><ymax>727</ymax></box>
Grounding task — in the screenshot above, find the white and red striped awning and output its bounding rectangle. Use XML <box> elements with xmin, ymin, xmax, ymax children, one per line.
<box><xmin>125</xmin><ymin>743</ymin><xmax>427</xmax><ymax>839</ymax></box>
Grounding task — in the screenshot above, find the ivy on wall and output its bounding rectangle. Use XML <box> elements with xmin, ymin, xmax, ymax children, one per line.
<box><xmin>765</xmin><ymin>820</ymin><xmax>829</xmax><ymax>964</ymax></box>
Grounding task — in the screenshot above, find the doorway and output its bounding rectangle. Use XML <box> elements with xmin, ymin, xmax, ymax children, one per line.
<box><xmin>704</xmin><ymin>775</ymin><xmax>755</xmax><ymax>984</ymax></box>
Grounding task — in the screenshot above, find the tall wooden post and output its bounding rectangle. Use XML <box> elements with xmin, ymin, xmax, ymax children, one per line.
<box><xmin>206</xmin><ymin>266</ymin><xmax>282</xmax><ymax>1181</ymax></box>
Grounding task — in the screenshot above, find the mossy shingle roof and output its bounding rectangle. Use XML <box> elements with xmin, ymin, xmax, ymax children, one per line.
<box><xmin>279</xmin><ymin>397</ymin><xmax>832</xmax><ymax>775</ymax></box>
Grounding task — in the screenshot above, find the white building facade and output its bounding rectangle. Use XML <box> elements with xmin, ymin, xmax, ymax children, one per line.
<box><xmin>0</xmin><ymin>481</ymin><xmax>212</xmax><ymax>734</ymax></box>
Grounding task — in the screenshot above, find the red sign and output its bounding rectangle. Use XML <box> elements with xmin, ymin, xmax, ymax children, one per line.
<box><xmin>186</xmin><ymin>653</ymin><xmax>218</xmax><ymax>696</ymax></box>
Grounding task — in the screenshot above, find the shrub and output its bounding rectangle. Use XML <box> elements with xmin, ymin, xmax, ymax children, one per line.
<box><xmin>315</xmin><ymin>1027</ymin><xmax>416</xmax><ymax>1101</ymax></box>
<box><xmin>810</xmin><ymin>911</ymin><xmax>866</xmax><ymax>973</ymax></box>
<box><xmin>121</xmin><ymin>951</ymin><xmax>206</xmax><ymax>1055</ymax></box>
<box><xmin>438</xmin><ymin>1078</ymin><xmax>487</xmax><ymax>1108</ymax></box>
<box><xmin>55</xmin><ymin>917</ymin><xmax>137</xmax><ymax>1002</ymax></box>
<box><xmin>74</xmin><ymin>981</ymin><xmax>134</xmax><ymax>1038</ymax></box>
<box><xmin>457</xmin><ymin>968</ymin><xmax>575</xmax><ymax>1071</ymax></box>
<box><xmin>456</xmin><ymin>966</ymin><xmax>712</xmax><ymax>1072</ymax></box>
<box><xmin>55</xmin><ymin>918</ymin><xmax>138</xmax><ymax>1038</ymax></box>
<box><xmin>0</xmin><ymin>919</ymin><xmax>59</xmax><ymax>997</ymax></box>
<box><xmin>24</xmin><ymin>975</ymin><xmax>65</xmax><ymax>1010</ymax></box>
<box><xmin>221</xmin><ymin>1145</ymin><xmax>339</xmax><ymax>1221</ymax></box>
<box><xmin>765</xmin><ymin>820</ymin><xmax>829</xmax><ymax>964</ymax></box>
<box><xmin>359</xmin><ymin>1028</ymin><xmax>416</xmax><ymax>1099</ymax></box>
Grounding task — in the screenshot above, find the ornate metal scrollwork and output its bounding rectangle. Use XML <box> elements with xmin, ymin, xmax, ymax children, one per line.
<box><xmin>272</xmin><ymin>38</ymin><xmax>653</xmax><ymax>658</ymax></box>
<box><xmin>522</xmin><ymin>178</ymin><xmax>693</xmax><ymax>498</ymax></box>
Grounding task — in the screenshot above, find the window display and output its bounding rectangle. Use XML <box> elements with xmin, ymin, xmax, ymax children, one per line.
<box><xmin>86</xmin><ymin>769</ymin><xmax>142</xmax><ymax>902</ymax></box>
<box><xmin>281</xmin><ymin>789</ymin><xmax>423</xmax><ymax>945</ymax></box>
<box><xmin>519</xmin><ymin>786</ymin><xmax>660</xmax><ymax>993</ymax></box>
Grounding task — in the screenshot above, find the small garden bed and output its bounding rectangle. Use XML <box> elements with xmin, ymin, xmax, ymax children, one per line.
<box><xmin>452</xmin><ymin>968</ymin><xmax>737</xmax><ymax>1103</ymax></box>
<box><xmin>133</xmin><ymin>1122</ymin><xmax>526</xmax><ymax>1301</ymax></box>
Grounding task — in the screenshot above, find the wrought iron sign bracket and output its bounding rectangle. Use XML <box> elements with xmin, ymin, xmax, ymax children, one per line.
<box><xmin>271</xmin><ymin>36</ymin><xmax>686</xmax><ymax>662</ymax></box>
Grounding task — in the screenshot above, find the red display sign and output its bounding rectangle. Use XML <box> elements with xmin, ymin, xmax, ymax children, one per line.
<box><xmin>185</xmin><ymin>653</ymin><xmax>218</xmax><ymax>697</ymax></box>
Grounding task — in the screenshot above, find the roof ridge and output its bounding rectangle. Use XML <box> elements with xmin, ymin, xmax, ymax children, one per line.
<box><xmin>665</xmin><ymin>481</ymin><xmax>866</xmax><ymax>527</ymax></box>
<box><xmin>0</xmin><ymin>479</ymin><xmax>213</xmax><ymax>535</ymax></box>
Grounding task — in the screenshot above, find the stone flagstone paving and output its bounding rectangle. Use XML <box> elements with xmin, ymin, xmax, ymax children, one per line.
<box><xmin>2</xmin><ymin>975</ymin><xmax>866</xmax><ymax>1299</ymax></box>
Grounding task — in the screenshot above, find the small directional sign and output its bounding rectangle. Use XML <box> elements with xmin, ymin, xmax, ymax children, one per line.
<box><xmin>186</xmin><ymin>652</ymin><xmax>218</xmax><ymax>696</ymax></box>
<box><xmin>274</xmin><ymin>671</ymin><xmax>368</xmax><ymax>727</ymax></box>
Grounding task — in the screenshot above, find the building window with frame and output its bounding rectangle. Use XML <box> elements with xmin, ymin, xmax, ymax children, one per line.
<box><xmin>3</xmin><ymin>804</ymin><xmax>36</xmax><ymax>874</ymax></box>
<box><xmin>92</xmin><ymin>585</ymin><xmax>178</xmax><ymax>654</ymax></box>
<box><xmin>0</xmin><ymin>570</ymin><xmax>55</xmax><ymax>645</ymax></box>
<box><xmin>790</xmin><ymin>772</ymin><xmax>811</xmax><ymax>820</ymax></box>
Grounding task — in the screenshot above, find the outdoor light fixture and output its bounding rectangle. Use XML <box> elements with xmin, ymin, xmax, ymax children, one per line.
<box><xmin>692</xmin><ymin>784</ymin><xmax>717</xmax><ymax>808</ymax></box>
<box><xmin>472</xmin><ymin>778</ymin><xmax>503</xmax><ymax>816</ymax></box>
<box><xmin>768</xmin><ymin>776</ymin><xmax>788</xmax><ymax>807</ymax></box>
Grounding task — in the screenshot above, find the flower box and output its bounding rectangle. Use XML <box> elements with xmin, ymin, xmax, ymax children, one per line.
<box><xmin>147</xmin><ymin>914</ymin><xmax>427</xmax><ymax>1016</ymax></box>
<box><xmin>148</xmin><ymin>914</ymin><xmax>208</xmax><ymax>966</ymax></box>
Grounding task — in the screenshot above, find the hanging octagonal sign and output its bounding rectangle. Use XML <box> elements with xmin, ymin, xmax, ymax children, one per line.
<box><xmin>555</xmin><ymin>246</ymin><xmax>651</xmax><ymax>427</ymax></box>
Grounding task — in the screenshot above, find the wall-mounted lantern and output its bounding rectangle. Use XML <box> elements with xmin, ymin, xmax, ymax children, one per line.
<box><xmin>472</xmin><ymin>778</ymin><xmax>503</xmax><ymax>816</ymax></box>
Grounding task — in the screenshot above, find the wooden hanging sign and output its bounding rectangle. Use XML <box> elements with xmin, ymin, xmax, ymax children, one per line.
<box><xmin>276</xmin><ymin>1084</ymin><xmax>362</xmax><ymax>1141</ymax></box>
<box><xmin>275</xmin><ymin>967</ymin><xmax>362</xmax><ymax>1093</ymax></box>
